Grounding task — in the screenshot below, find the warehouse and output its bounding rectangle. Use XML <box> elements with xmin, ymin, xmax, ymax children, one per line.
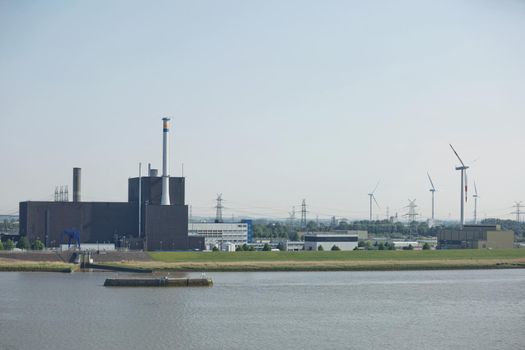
<box><xmin>304</xmin><ymin>233</ymin><xmax>358</xmax><ymax>251</ymax></box>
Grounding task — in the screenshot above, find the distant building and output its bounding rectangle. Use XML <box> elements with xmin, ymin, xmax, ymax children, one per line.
<box><xmin>304</xmin><ymin>233</ymin><xmax>358</xmax><ymax>251</ymax></box>
<box><xmin>438</xmin><ymin>224</ymin><xmax>514</xmax><ymax>249</ymax></box>
<box><xmin>283</xmin><ymin>241</ymin><xmax>305</xmax><ymax>251</ymax></box>
<box><xmin>188</xmin><ymin>222</ymin><xmax>249</xmax><ymax>250</ymax></box>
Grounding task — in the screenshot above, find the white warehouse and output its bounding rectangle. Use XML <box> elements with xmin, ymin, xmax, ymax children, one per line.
<box><xmin>188</xmin><ymin>222</ymin><xmax>248</xmax><ymax>250</ymax></box>
<box><xmin>304</xmin><ymin>233</ymin><xmax>358</xmax><ymax>251</ymax></box>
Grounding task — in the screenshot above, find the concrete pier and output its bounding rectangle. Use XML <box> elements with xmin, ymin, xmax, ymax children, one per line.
<box><xmin>104</xmin><ymin>277</ymin><xmax>213</xmax><ymax>287</ymax></box>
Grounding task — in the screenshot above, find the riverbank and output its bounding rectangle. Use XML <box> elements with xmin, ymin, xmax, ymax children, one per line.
<box><xmin>0</xmin><ymin>258</ymin><xmax>75</xmax><ymax>272</ymax></box>
<box><xmin>111</xmin><ymin>249</ymin><xmax>525</xmax><ymax>272</ymax></box>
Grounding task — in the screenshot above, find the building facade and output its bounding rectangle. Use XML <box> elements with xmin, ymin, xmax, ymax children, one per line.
<box><xmin>188</xmin><ymin>222</ymin><xmax>249</xmax><ymax>250</ymax></box>
<box><xmin>438</xmin><ymin>224</ymin><xmax>514</xmax><ymax>249</ymax></box>
<box><xmin>304</xmin><ymin>233</ymin><xmax>358</xmax><ymax>251</ymax></box>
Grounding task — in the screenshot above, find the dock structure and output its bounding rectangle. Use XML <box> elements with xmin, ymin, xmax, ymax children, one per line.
<box><xmin>104</xmin><ymin>277</ymin><xmax>213</xmax><ymax>287</ymax></box>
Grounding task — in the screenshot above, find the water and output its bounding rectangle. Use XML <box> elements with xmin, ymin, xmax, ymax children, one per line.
<box><xmin>1</xmin><ymin>270</ymin><xmax>524</xmax><ymax>350</ymax></box>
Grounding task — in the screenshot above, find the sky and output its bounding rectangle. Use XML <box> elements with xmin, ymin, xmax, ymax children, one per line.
<box><xmin>1</xmin><ymin>0</ymin><xmax>524</xmax><ymax>222</ymax></box>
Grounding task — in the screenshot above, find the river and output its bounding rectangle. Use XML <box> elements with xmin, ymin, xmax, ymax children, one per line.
<box><xmin>0</xmin><ymin>269</ymin><xmax>524</xmax><ymax>350</ymax></box>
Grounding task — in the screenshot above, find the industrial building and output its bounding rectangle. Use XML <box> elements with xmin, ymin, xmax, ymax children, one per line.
<box><xmin>19</xmin><ymin>118</ymin><xmax>203</xmax><ymax>251</ymax></box>
<box><xmin>304</xmin><ymin>233</ymin><xmax>359</xmax><ymax>251</ymax></box>
<box><xmin>188</xmin><ymin>220</ymin><xmax>252</xmax><ymax>250</ymax></box>
<box><xmin>438</xmin><ymin>224</ymin><xmax>514</xmax><ymax>249</ymax></box>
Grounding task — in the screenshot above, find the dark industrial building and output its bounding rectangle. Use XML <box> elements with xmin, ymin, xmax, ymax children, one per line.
<box><xmin>19</xmin><ymin>169</ymin><xmax>203</xmax><ymax>250</ymax></box>
<box><xmin>437</xmin><ymin>224</ymin><xmax>514</xmax><ymax>249</ymax></box>
<box><xmin>19</xmin><ymin>118</ymin><xmax>203</xmax><ymax>251</ymax></box>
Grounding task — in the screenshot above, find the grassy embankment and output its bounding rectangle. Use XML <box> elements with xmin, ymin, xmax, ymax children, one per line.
<box><xmin>116</xmin><ymin>249</ymin><xmax>525</xmax><ymax>272</ymax></box>
<box><xmin>0</xmin><ymin>258</ymin><xmax>75</xmax><ymax>273</ymax></box>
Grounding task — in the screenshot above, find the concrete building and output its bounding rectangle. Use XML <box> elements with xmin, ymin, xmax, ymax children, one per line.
<box><xmin>438</xmin><ymin>224</ymin><xmax>514</xmax><ymax>249</ymax></box>
<box><xmin>283</xmin><ymin>241</ymin><xmax>305</xmax><ymax>251</ymax></box>
<box><xmin>304</xmin><ymin>233</ymin><xmax>358</xmax><ymax>251</ymax></box>
<box><xmin>188</xmin><ymin>222</ymin><xmax>250</xmax><ymax>250</ymax></box>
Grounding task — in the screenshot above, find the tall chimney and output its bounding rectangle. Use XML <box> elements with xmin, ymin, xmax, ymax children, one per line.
<box><xmin>73</xmin><ymin>167</ymin><xmax>81</xmax><ymax>202</ymax></box>
<box><xmin>160</xmin><ymin>117</ymin><xmax>171</xmax><ymax>205</ymax></box>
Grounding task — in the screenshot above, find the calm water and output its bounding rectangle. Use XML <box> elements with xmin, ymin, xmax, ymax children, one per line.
<box><xmin>0</xmin><ymin>270</ymin><xmax>524</xmax><ymax>350</ymax></box>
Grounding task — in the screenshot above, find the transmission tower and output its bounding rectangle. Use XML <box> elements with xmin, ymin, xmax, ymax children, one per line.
<box><xmin>215</xmin><ymin>194</ymin><xmax>224</xmax><ymax>223</ymax></box>
<box><xmin>403</xmin><ymin>199</ymin><xmax>418</xmax><ymax>223</ymax></box>
<box><xmin>288</xmin><ymin>206</ymin><xmax>296</xmax><ymax>231</ymax></box>
<box><xmin>300</xmin><ymin>199</ymin><xmax>307</xmax><ymax>229</ymax></box>
<box><xmin>512</xmin><ymin>201</ymin><xmax>524</xmax><ymax>223</ymax></box>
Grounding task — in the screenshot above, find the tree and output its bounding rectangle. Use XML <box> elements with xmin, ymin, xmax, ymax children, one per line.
<box><xmin>378</xmin><ymin>242</ymin><xmax>385</xmax><ymax>250</ymax></box>
<box><xmin>422</xmin><ymin>242</ymin><xmax>430</xmax><ymax>250</ymax></box>
<box><xmin>236</xmin><ymin>245</ymin><xmax>242</xmax><ymax>252</ymax></box>
<box><xmin>331</xmin><ymin>245</ymin><xmax>340</xmax><ymax>251</ymax></box>
<box><xmin>242</xmin><ymin>244</ymin><xmax>249</xmax><ymax>251</ymax></box>
<box><xmin>276</xmin><ymin>242</ymin><xmax>286</xmax><ymax>251</ymax></box>
<box><xmin>318</xmin><ymin>245</ymin><xmax>324</xmax><ymax>251</ymax></box>
<box><xmin>403</xmin><ymin>244</ymin><xmax>414</xmax><ymax>250</ymax></box>
<box><xmin>212</xmin><ymin>246</ymin><xmax>219</xmax><ymax>252</ymax></box>
<box><xmin>32</xmin><ymin>240</ymin><xmax>45</xmax><ymax>250</ymax></box>
<box><xmin>5</xmin><ymin>239</ymin><xmax>15</xmax><ymax>250</ymax></box>
<box><xmin>0</xmin><ymin>241</ymin><xmax>3</xmax><ymax>250</ymax></box>
<box><xmin>262</xmin><ymin>243</ymin><xmax>271</xmax><ymax>251</ymax></box>
<box><xmin>358</xmin><ymin>241</ymin><xmax>366</xmax><ymax>248</ymax></box>
<box><xmin>17</xmin><ymin>236</ymin><xmax>30</xmax><ymax>250</ymax></box>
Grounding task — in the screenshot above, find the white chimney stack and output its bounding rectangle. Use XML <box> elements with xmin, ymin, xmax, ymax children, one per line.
<box><xmin>161</xmin><ymin>117</ymin><xmax>171</xmax><ymax>205</ymax></box>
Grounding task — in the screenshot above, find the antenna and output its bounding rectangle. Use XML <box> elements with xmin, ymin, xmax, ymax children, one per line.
<box><xmin>368</xmin><ymin>181</ymin><xmax>380</xmax><ymax>221</ymax></box>
<box><xmin>403</xmin><ymin>199</ymin><xmax>418</xmax><ymax>223</ymax></box>
<box><xmin>449</xmin><ymin>144</ymin><xmax>469</xmax><ymax>228</ymax></box>
<box><xmin>215</xmin><ymin>194</ymin><xmax>223</xmax><ymax>223</ymax></box>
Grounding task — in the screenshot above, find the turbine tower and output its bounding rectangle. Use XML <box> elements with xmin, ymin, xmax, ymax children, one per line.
<box><xmin>449</xmin><ymin>144</ymin><xmax>469</xmax><ymax>228</ymax></box>
<box><xmin>427</xmin><ymin>172</ymin><xmax>437</xmax><ymax>224</ymax></box>
<box><xmin>368</xmin><ymin>181</ymin><xmax>380</xmax><ymax>221</ymax></box>
<box><xmin>473</xmin><ymin>181</ymin><xmax>480</xmax><ymax>224</ymax></box>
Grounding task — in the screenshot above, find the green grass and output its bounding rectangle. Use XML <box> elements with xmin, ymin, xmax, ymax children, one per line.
<box><xmin>149</xmin><ymin>249</ymin><xmax>525</xmax><ymax>263</ymax></box>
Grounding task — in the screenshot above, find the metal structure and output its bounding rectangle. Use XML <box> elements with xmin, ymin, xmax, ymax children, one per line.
<box><xmin>215</xmin><ymin>194</ymin><xmax>224</xmax><ymax>223</ymax></box>
<box><xmin>473</xmin><ymin>181</ymin><xmax>479</xmax><ymax>224</ymax></box>
<box><xmin>512</xmin><ymin>201</ymin><xmax>523</xmax><ymax>223</ymax></box>
<box><xmin>138</xmin><ymin>163</ymin><xmax>142</xmax><ymax>238</ymax></box>
<box><xmin>288</xmin><ymin>206</ymin><xmax>296</xmax><ymax>231</ymax></box>
<box><xmin>404</xmin><ymin>199</ymin><xmax>418</xmax><ymax>222</ymax></box>
<box><xmin>161</xmin><ymin>117</ymin><xmax>171</xmax><ymax>205</ymax></box>
<box><xmin>368</xmin><ymin>181</ymin><xmax>380</xmax><ymax>221</ymax></box>
<box><xmin>427</xmin><ymin>172</ymin><xmax>436</xmax><ymax>223</ymax></box>
<box><xmin>300</xmin><ymin>199</ymin><xmax>307</xmax><ymax>229</ymax></box>
<box><xmin>449</xmin><ymin>144</ymin><xmax>469</xmax><ymax>228</ymax></box>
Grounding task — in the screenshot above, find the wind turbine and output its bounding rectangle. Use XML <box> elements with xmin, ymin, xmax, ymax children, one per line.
<box><xmin>368</xmin><ymin>181</ymin><xmax>380</xmax><ymax>221</ymax></box>
<box><xmin>427</xmin><ymin>172</ymin><xmax>437</xmax><ymax>224</ymax></box>
<box><xmin>449</xmin><ymin>144</ymin><xmax>469</xmax><ymax>228</ymax></box>
<box><xmin>473</xmin><ymin>181</ymin><xmax>479</xmax><ymax>224</ymax></box>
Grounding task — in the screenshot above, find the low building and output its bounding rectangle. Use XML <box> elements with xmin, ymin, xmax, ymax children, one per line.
<box><xmin>438</xmin><ymin>224</ymin><xmax>514</xmax><ymax>249</ymax></box>
<box><xmin>304</xmin><ymin>233</ymin><xmax>358</xmax><ymax>251</ymax></box>
<box><xmin>283</xmin><ymin>241</ymin><xmax>305</xmax><ymax>251</ymax></box>
<box><xmin>391</xmin><ymin>241</ymin><xmax>419</xmax><ymax>249</ymax></box>
<box><xmin>188</xmin><ymin>222</ymin><xmax>249</xmax><ymax>250</ymax></box>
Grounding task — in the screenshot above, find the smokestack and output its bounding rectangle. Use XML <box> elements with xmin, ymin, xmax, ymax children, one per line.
<box><xmin>73</xmin><ymin>167</ymin><xmax>81</xmax><ymax>202</ymax></box>
<box><xmin>160</xmin><ymin>117</ymin><xmax>171</xmax><ymax>205</ymax></box>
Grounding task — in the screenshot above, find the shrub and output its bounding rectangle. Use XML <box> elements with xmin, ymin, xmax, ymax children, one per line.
<box><xmin>32</xmin><ymin>240</ymin><xmax>45</xmax><ymax>250</ymax></box>
<box><xmin>262</xmin><ymin>243</ymin><xmax>271</xmax><ymax>251</ymax></box>
<box><xmin>331</xmin><ymin>245</ymin><xmax>341</xmax><ymax>251</ymax></box>
<box><xmin>378</xmin><ymin>242</ymin><xmax>385</xmax><ymax>250</ymax></box>
<box><xmin>0</xmin><ymin>241</ymin><xmax>3</xmax><ymax>250</ymax></box>
<box><xmin>5</xmin><ymin>239</ymin><xmax>15</xmax><ymax>250</ymax></box>
<box><xmin>212</xmin><ymin>246</ymin><xmax>219</xmax><ymax>252</ymax></box>
<box><xmin>423</xmin><ymin>242</ymin><xmax>430</xmax><ymax>250</ymax></box>
<box><xmin>17</xmin><ymin>237</ymin><xmax>30</xmax><ymax>250</ymax></box>
<box><xmin>318</xmin><ymin>245</ymin><xmax>324</xmax><ymax>251</ymax></box>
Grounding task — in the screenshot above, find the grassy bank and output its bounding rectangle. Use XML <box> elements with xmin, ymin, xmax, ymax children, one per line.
<box><xmin>114</xmin><ymin>249</ymin><xmax>525</xmax><ymax>272</ymax></box>
<box><xmin>0</xmin><ymin>259</ymin><xmax>75</xmax><ymax>273</ymax></box>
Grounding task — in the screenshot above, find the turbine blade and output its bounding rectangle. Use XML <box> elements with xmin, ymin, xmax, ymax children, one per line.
<box><xmin>371</xmin><ymin>181</ymin><xmax>380</xmax><ymax>194</ymax></box>
<box><xmin>427</xmin><ymin>172</ymin><xmax>436</xmax><ymax>190</ymax></box>
<box><xmin>474</xmin><ymin>181</ymin><xmax>478</xmax><ymax>196</ymax></box>
<box><xmin>449</xmin><ymin>144</ymin><xmax>466</xmax><ymax>167</ymax></box>
<box><xmin>464</xmin><ymin>171</ymin><xmax>468</xmax><ymax>202</ymax></box>
<box><xmin>373</xmin><ymin>195</ymin><xmax>380</xmax><ymax>209</ymax></box>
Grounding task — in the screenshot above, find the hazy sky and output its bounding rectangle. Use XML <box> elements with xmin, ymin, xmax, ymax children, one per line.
<box><xmin>1</xmin><ymin>0</ymin><xmax>524</xmax><ymax>222</ymax></box>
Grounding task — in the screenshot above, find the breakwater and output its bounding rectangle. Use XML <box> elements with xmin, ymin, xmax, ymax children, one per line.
<box><xmin>104</xmin><ymin>277</ymin><xmax>213</xmax><ymax>287</ymax></box>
